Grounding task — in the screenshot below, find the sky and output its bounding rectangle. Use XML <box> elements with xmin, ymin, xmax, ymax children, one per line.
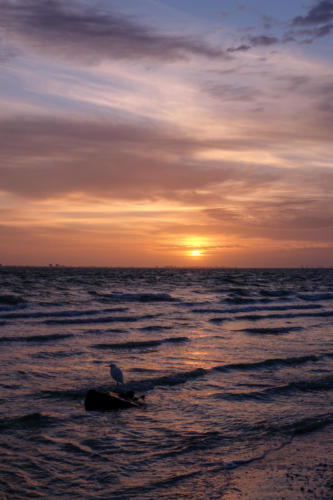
<box><xmin>0</xmin><ymin>0</ymin><xmax>332</xmax><ymax>267</ymax></box>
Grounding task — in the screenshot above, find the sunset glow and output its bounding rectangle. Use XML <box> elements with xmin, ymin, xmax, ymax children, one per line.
<box><xmin>0</xmin><ymin>0</ymin><xmax>332</xmax><ymax>267</ymax></box>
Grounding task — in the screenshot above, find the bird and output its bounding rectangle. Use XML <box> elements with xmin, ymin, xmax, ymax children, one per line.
<box><xmin>110</xmin><ymin>363</ymin><xmax>124</xmax><ymax>385</ymax></box>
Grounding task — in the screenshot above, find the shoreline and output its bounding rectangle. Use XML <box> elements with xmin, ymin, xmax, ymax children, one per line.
<box><xmin>224</xmin><ymin>424</ymin><xmax>333</xmax><ymax>499</ymax></box>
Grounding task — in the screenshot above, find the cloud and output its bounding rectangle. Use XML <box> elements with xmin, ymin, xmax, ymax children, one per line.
<box><xmin>287</xmin><ymin>1</ymin><xmax>333</xmax><ymax>43</ymax></box>
<box><xmin>247</xmin><ymin>35</ymin><xmax>279</xmax><ymax>47</ymax></box>
<box><xmin>0</xmin><ymin>39</ymin><xmax>19</xmax><ymax>62</ymax></box>
<box><xmin>227</xmin><ymin>44</ymin><xmax>251</xmax><ymax>53</ymax></box>
<box><xmin>204</xmin><ymin>197</ymin><xmax>333</xmax><ymax>242</ymax></box>
<box><xmin>1</xmin><ymin>110</ymin><xmax>332</xmax><ymax>209</ymax></box>
<box><xmin>204</xmin><ymin>82</ymin><xmax>260</xmax><ymax>102</ymax></box>
<box><xmin>0</xmin><ymin>0</ymin><xmax>225</xmax><ymax>63</ymax></box>
<box><xmin>0</xmin><ymin>114</ymin><xmax>300</xmax><ymax>204</ymax></box>
<box><xmin>230</xmin><ymin>1</ymin><xmax>333</xmax><ymax>52</ymax></box>
<box><xmin>0</xmin><ymin>116</ymin><xmax>236</xmax><ymax>200</ymax></box>
<box><xmin>226</xmin><ymin>36</ymin><xmax>279</xmax><ymax>53</ymax></box>
<box><xmin>292</xmin><ymin>1</ymin><xmax>333</xmax><ymax>26</ymax></box>
<box><xmin>275</xmin><ymin>74</ymin><xmax>333</xmax><ymax>123</ymax></box>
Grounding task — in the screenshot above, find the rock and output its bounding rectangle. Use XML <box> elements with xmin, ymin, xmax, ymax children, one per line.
<box><xmin>84</xmin><ymin>389</ymin><xmax>144</xmax><ymax>411</ymax></box>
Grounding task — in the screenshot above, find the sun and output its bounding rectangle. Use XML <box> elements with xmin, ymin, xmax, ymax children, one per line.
<box><xmin>191</xmin><ymin>250</ymin><xmax>201</xmax><ymax>257</ymax></box>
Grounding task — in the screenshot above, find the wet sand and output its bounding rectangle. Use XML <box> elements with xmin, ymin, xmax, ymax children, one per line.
<box><xmin>224</xmin><ymin>424</ymin><xmax>333</xmax><ymax>499</ymax></box>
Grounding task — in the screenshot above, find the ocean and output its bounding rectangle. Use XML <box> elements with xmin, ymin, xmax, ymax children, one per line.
<box><xmin>0</xmin><ymin>267</ymin><xmax>332</xmax><ymax>499</ymax></box>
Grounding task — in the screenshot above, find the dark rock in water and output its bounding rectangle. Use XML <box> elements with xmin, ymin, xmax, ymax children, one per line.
<box><xmin>84</xmin><ymin>389</ymin><xmax>144</xmax><ymax>411</ymax></box>
<box><xmin>119</xmin><ymin>390</ymin><xmax>135</xmax><ymax>400</ymax></box>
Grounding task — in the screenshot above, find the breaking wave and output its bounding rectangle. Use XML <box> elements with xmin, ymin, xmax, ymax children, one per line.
<box><xmin>278</xmin><ymin>413</ymin><xmax>333</xmax><ymax>435</ymax></box>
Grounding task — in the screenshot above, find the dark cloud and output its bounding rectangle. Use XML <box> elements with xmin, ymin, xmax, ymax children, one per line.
<box><xmin>247</xmin><ymin>35</ymin><xmax>279</xmax><ymax>46</ymax></box>
<box><xmin>2</xmin><ymin>114</ymin><xmax>307</xmax><ymax>205</ymax></box>
<box><xmin>204</xmin><ymin>197</ymin><xmax>333</xmax><ymax>242</ymax></box>
<box><xmin>285</xmin><ymin>23</ymin><xmax>333</xmax><ymax>44</ymax></box>
<box><xmin>287</xmin><ymin>1</ymin><xmax>333</xmax><ymax>43</ymax></box>
<box><xmin>303</xmin><ymin>22</ymin><xmax>332</xmax><ymax>38</ymax></box>
<box><xmin>0</xmin><ymin>117</ymin><xmax>240</xmax><ymax>200</ymax></box>
<box><xmin>226</xmin><ymin>35</ymin><xmax>279</xmax><ymax>53</ymax></box>
<box><xmin>292</xmin><ymin>0</ymin><xmax>333</xmax><ymax>26</ymax></box>
<box><xmin>234</xmin><ymin>1</ymin><xmax>333</xmax><ymax>52</ymax></box>
<box><xmin>1</xmin><ymin>113</ymin><xmax>332</xmax><ymax>208</ymax></box>
<box><xmin>0</xmin><ymin>0</ymin><xmax>225</xmax><ymax>63</ymax></box>
<box><xmin>227</xmin><ymin>44</ymin><xmax>251</xmax><ymax>53</ymax></box>
<box><xmin>204</xmin><ymin>82</ymin><xmax>260</xmax><ymax>102</ymax></box>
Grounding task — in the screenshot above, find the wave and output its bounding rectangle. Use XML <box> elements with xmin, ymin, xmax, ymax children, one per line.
<box><xmin>85</xmin><ymin>327</ymin><xmax>127</xmax><ymax>334</ymax></box>
<box><xmin>230</xmin><ymin>411</ymin><xmax>333</xmax><ymax>439</ymax></box>
<box><xmin>91</xmin><ymin>336</ymin><xmax>189</xmax><ymax>350</ymax></box>
<box><xmin>192</xmin><ymin>303</ymin><xmax>323</xmax><ymax>315</ymax></box>
<box><xmin>118</xmin><ymin>368</ymin><xmax>207</xmax><ymax>393</ymax></box>
<box><xmin>40</xmin><ymin>367</ymin><xmax>206</xmax><ymax>399</ymax></box>
<box><xmin>111</xmin><ymin>471</ymin><xmax>201</xmax><ymax>499</ymax></box>
<box><xmin>32</xmin><ymin>349</ymin><xmax>81</xmax><ymax>359</ymax></box>
<box><xmin>32</xmin><ymin>346</ymin><xmax>333</xmax><ymax>402</ymax></box>
<box><xmin>93</xmin><ymin>292</ymin><xmax>178</xmax><ymax>303</ymax></box>
<box><xmin>235</xmin><ymin>310</ymin><xmax>333</xmax><ymax>321</ymax></box>
<box><xmin>259</xmin><ymin>289</ymin><xmax>292</xmax><ymax>297</ymax></box>
<box><xmin>34</xmin><ymin>351</ymin><xmax>332</xmax><ymax>403</ymax></box>
<box><xmin>298</xmin><ymin>292</ymin><xmax>333</xmax><ymax>301</ymax></box>
<box><xmin>209</xmin><ymin>317</ymin><xmax>228</xmax><ymax>324</ymax></box>
<box><xmin>0</xmin><ymin>294</ymin><xmax>26</xmax><ymax>305</ymax></box>
<box><xmin>39</xmin><ymin>388</ymin><xmax>86</xmax><ymax>400</ymax></box>
<box><xmin>215</xmin><ymin>374</ymin><xmax>333</xmax><ymax>401</ymax></box>
<box><xmin>156</xmin><ymin>430</ymin><xmax>221</xmax><ymax>460</ymax></box>
<box><xmin>136</xmin><ymin>354</ymin><xmax>332</xmax><ymax>391</ymax></box>
<box><xmin>223</xmin><ymin>292</ymin><xmax>333</xmax><ymax>307</ymax></box>
<box><xmin>214</xmin><ymin>354</ymin><xmax>320</xmax><ymax>372</ymax></box>
<box><xmin>241</xmin><ymin>326</ymin><xmax>303</xmax><ymax>335</ymax></box>
<box><xmin>128</xmin><ymin>367</ymin><xmax>159</xmax><ymax>373</ymax></box>
<box><xmin>139</xmin><ymin>325</ymin><xmax>173</xmax><ymax>332</ymax></box>
<box><xmin>35</xmin><ymin>371</ymin><xmax>205</xmax><ymax>402</ymax></box>
<box><xmin>115</xmin><ymin>354</ymin><xmax>329</xmax><ymax>392</ymax></box>
<box><xmin>276</xmin><ymin>413</ymin><xmax>333</xmax><ymax>436</ymax></box>
<box><xmin>209</xmin><ymin>308</ymin><xmax>333</xmax><ymax>323</ymax></box>
<box><xmin>0</xmin><ymin>412</ymin><xmax>59</xmax><ymax>432</ymax></box>
<box><xmin>1</xmin><ymin>306</ymin><xmax>128</xmax><ymax>320</ymax></box>
<box><xmin>224</xmin><ymin>297</ymin><xmax>262</xmax><ymax>305</ymax></box>
<box><xmin>0</xmin><ymin>333</ymin><xmax>74</xmax><ymax>343</ymax></box>
<box><xmin>44</xmin><ymin>313</ymin><xmax>158</xmax><ymax>325</ymax></box>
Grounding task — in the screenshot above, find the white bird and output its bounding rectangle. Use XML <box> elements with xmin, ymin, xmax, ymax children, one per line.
<box><xmin>110</xmin><ymin>363</ymin><xmax>124</xmax><ymax>385</ymax></box>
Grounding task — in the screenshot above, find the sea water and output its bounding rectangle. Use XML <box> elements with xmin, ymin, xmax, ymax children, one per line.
<box><xmin>0</xmin><ymin>267</ymin><xmax>332</xmax><ymax>499</ymax></box>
